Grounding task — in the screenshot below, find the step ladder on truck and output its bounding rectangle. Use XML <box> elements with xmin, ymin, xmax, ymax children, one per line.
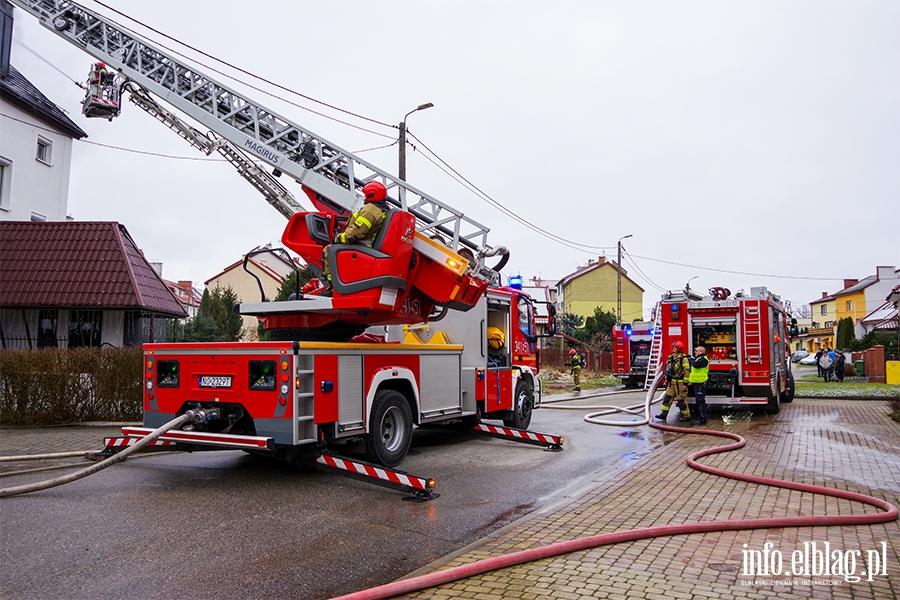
<box><xmin>11</xmin><ymin>0</ymin><xmax>565</xmax><ymax>497</ymax></box>
<box><xmin>647</xmin><ymin>286</ymin><xmax>796</xmax><ymax>414</ymax></box>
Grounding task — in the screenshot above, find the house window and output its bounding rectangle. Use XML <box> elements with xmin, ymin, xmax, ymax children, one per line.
<box><xmin>820</xmin><ymin>305</ymin><xmax>827</xmax><ymax>316</ymax></box>
<box><xmin>37</xmin><ymin>309</ymin><xmax>59</xmax><ymax>348</ymax></box>
<box><xmin>68</xmin><ymin>310</ymin><xmax>103</xmax><ymax>348</ymax></box>
<box><xmin>0</xmin><ymin>157</ymin><xmax>10</xmax><ymax>211</ymax></box>
<box><xmin>36</xmin><ymin>137</ymin><xmax>52</xmax><ymax>165</ymax></box>
<box><xmin>846</xmin><ymin>301</ymin><xmax>852</xmax><ymax>311</ymax></box>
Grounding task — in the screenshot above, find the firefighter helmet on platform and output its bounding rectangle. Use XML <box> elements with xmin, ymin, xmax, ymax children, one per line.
<box><xmin>487</xmin><ymin>327</ymin><xmax>504</xmax><ymax>350</ymax></box>
<box><xmin>362</xmin><ymin>181</ymin><xmax>387</xmax><ymax>202</ymax></box>
<box><xmin>97</xmin><ymin>62</ymin><xmax>106</xmax><ymax>69</ymax></box>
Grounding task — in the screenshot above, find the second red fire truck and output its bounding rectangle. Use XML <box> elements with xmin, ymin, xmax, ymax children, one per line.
<box><xmin>645</xmin><ymin>286</ymin><xmax>796</xmax><ymax>414</ymax></box>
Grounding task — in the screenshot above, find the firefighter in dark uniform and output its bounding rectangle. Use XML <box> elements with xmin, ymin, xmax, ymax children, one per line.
<box><xmin>566</xmin><ymin>348</ymin><xmax>583</xmax><ymax>391</ymax></box>
<box><xmin>688</xmin><ymin>345</ymin><xmax>710</xmax><ymax>425</ymax></box>
<box><xmin>655</xmin><ymin>341</ymin><xmax>691</xmax><ymax>422</ymax></box>
<box><xmin>321</xmin><ymin>181</ymin><xmax>389</xmax><ymax>295</ymax></box>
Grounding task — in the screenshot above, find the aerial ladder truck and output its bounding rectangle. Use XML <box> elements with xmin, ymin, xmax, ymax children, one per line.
<box><xmin>10</xmin><ymin>1</ymin><xmax>561</xmax><ymax>485</ymax></box>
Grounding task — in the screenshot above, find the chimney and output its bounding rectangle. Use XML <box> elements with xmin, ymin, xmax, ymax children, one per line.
<box><xmin>843</xmin><ymin>279</ymin><xmax>858</xmax><ymax>289</ymax></box>
<box><xmin>876</xmin><ymin>266</ymin><xmax>896</xmax><ymax>281</ymax></box>
<box><xmin>821</xmin><ymin>292</ymin><xmax>828</xmax><ymax>299</ymax></box>
<box><xmin>150</xmin><ymin>261</ymin><xmax>163</xmax><ymax>277</ymax></box>
<box><xmin>597</xmin><ymin>256</ymin><xmax>606</xmax><ymax>265</ymax></box>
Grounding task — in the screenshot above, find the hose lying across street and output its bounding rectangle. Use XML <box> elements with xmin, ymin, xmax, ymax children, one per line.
<box><xmin>333</xmin><ymin>375</ymin><xmax>899</xmax><ymax>600</ymax></box>
<box><xmin>0</xmin><ymin>413</ymin><xmax>191</xmax><ymax>498</ymax></box>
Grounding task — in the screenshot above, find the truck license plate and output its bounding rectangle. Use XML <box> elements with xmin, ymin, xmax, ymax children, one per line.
<box><xmin>199</xmin><ymin>376</ymin><xmax>232</xmax><ymax>388</ymax></box>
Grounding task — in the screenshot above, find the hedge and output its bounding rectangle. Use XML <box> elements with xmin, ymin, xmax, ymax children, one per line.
<box><xmin>0</xmin><ymin>347</ymin><xmax>143</xmax><ymax>426</ymax></box>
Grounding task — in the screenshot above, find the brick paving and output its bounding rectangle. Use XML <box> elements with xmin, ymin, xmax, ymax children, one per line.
<box><xmin>395</xmin><ymin>399</ymin><xmax>900</xmax><ymax>599</ymax></box>
<box><xmin>2</xmin><ymin>402</ymin><xmax>898</xmax><ymax>599</ymax></box>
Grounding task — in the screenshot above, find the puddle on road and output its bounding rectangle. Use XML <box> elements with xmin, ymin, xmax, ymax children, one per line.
<box><xmin>720</xmin><ymin>408</ymin><xmax>754</xmax><ymax>424</ymax></box>
<box><xmin>618</xmin><ymin>430</ymin><xmax>644</xmax><ymax>440</ymax></box>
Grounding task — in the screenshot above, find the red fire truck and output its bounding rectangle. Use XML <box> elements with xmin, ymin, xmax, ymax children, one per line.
<box><xmin>612</xmin><ymin>320</ymin><xmax>654</xmax><ymax>388</ymax></box>
<box><xmin>12</xmin><ymin>0</ymin><xmax>562</xmax><ymax>477</ymax></box>
<box><xmin>647</xmin><ymin>286</ymin><xmax>795</xmax><ymax>414</ymax></box>
<box><xmin>138</xmin><ymin>284</ymin><xmax>550</xmax><ymax>468</ymax></box>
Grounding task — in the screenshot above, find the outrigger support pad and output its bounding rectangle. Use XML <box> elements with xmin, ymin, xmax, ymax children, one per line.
<box><xmin>316</xmin><ymin>452</ymin><xmax>439</xmax><ymax>501</ymax></box>
<box><xmin>473</xmin><ymin>423</ymin><xmax>565</xmax><ymax>452</ymax></box>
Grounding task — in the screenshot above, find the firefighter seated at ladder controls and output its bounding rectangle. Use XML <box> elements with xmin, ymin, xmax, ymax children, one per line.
<box><xmin>320</xmin><ymin>181</ymin><xmax>389</xmax><ymax>296</ymax></box>
<box><xmin>487</xmin><ymin>327</ymin><xmax>508</xmax><ymax>367</ymax></box>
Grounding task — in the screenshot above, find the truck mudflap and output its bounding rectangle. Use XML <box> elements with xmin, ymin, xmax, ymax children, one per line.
<box><xmin>121</xmin><ymin>427</ymin><xmax>275</xmax><ymax>451</ymax></box>
<box><xmin>473</xmin><ymin>423</ymin><xmax>564</xmax><ymax>451</ymax></box>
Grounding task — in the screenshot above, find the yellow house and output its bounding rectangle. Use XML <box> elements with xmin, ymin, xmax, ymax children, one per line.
<box><xmin>205</xmin><ymin>249</ymin><xmax>298</xmax><ymax>341</ymax></box>
<box><xmin>808</xmin><ymin>292</ymin><xmax>836</xmax><ymax>352</ymax></box>
<box><xmin>833</xmin><ymin>278</ymin><xmax>869</xmax><ymax>324</ymax></box>
<box><xmin>556</xmin><ymin>256</ymin><xmax>644</xmax><ymax>323</ymax></box>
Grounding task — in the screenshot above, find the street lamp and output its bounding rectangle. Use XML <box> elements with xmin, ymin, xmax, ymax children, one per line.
<box><xmin>617</xmin><ymin>234</ymin><xmax>633</xmax><ymax>325</ymax></box>
<box><xmin>398</xmin><ymin>102</ymin><xmax>434</xmax><ymax>181</ymax></box>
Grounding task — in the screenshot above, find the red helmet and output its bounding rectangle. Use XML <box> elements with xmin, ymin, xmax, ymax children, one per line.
<box><xmin>568</xmin><ymin>349</ymin><xmax>576</xmax><ymax>355</ymax></box>
<box><xmin>97</xmin><ymin>62</ymin><xmax>106</xmax><ymax>69</ymax></box>
<box><xmin>673</xmin><ymin>341</ymin><xmax>684</xmax><ymax>350</ymax></box>
<box><xmin>362</xmin><ymin>181</ymin><xmax>387</xmax><ymax>202</ymax></box>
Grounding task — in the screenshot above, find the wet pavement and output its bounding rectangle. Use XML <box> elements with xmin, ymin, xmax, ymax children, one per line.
<box><xmin>2</xmin><ymin>398</ymin><xmax>898</xmax><ymax>599</ymax></box>
<box><xmin>390</xmin><ymin>398</ymin><xmax>900</xmax><ymax>599</ymax></box>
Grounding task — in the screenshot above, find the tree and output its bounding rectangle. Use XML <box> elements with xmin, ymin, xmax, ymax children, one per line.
<box><xmin>256</xmin><ymin>266</ymin><xmax>317</xmax><ymax>340</ymax></box>
<box><xmin>835</xmin><ymin>317</ymin><xmax>855</xmax><ymax>351</ymax></box>
<box><xmin>560</xmin><ymin>312</ymin><xmax>584</xmax><ymax>337</ymax></box>
<box><xmin>273</xmin><ymin>266</ymin><xmax>315</xmax><ymax>301</ymax></box>
<box><xmin>198</xmin><ymin>285</ymin><xmax>244</xmax><ymax>342</ymax></box>
<box><xmin>850</xmin><ymin>330</ymin><xmax>898</xmax><ymax>356</ymax></box>
<box><xmin>574</xmin><ymin>307</ymin><xmax>617</xmax><ymax>346</ymax></box>
<box><xmin>180</xmin><ymin>315</ymin><xmax>222</xmax><ymax>342</ymax></box>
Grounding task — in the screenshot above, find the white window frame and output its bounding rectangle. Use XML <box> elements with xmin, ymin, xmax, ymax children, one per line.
<box><xmin>0</xmin><ymin>157</ymin><xmax>10</xmax><ymax>211</ymax></box>
<box><xmin>820</xmin><ymin>305</ymin><xmax>827</xmax><ymax>316</ymax></box>
<box><xmin>36</xmin><ymin>136</ymin><xmax>52</xmax><ymax>165</ymax></box>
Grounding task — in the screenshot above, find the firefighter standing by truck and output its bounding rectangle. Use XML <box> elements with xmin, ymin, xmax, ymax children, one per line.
<box><xmin>321</xmin><ymin>181</ymin><xmax>389</xmax><ymax>294</ymax></box>
<box><xmin>566</xmin><ymin>349</ymin><xmax>583</xmax><ymax>391</ymax></box>
<box><xmin>655</xmin><ymin>341</ymin><xmax>692</xmax><ymax>422</ymax></box>
<box><xmin>688</xmin><ymin>345</ymin><xmax>710</xmax><ymax>425</ymax></box>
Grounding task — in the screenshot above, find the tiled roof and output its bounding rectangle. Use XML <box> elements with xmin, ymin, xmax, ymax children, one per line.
<box><xmin>0</xmin><ymin>65</ymin><xmax>88</xmax><ymax>139</ymax></box>
<box><xmin>0</xmin><ymin>221</ymin><xmax>186</xmax><ymax>317</ymax></box>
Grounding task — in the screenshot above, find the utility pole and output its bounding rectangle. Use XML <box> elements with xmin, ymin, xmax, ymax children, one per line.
<box><xmin>617</xmin><ymin>234</ymin><xmax>633</xmax><ymax>325</ymax></box>
<box><xmin>398</xmin><ymin>103</ymin><xmax>434</xmax><ymax>181</ymax></box>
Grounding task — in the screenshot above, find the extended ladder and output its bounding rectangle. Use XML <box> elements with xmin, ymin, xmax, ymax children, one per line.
<box><xmin>643</xmin><ymin>303</ymin><xmax>664</xmax><ymax>391</ymax></box>
<box><xmin>12</xmin><ymin>0</ymin><xmax>495</xmax><ymax>262</ymax></box>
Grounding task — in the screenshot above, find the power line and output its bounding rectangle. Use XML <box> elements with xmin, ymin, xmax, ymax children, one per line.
<box><xmin>87</xmin><ymin>0</ymin><xmax>397</xmax><ymax>139</ymax></box>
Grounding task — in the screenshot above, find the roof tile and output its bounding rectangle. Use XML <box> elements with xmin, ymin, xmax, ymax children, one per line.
<box><xmin>0</xmin><ymin>221</ymin><xmax>186</xmax><ymax>317</ymax></box>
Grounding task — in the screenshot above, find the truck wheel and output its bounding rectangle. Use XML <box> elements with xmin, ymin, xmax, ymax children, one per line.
<box><xmin>503</xmin><ymin>381</ymin><xmax>533</xmax><ymax>430</ymax></box>
<box><xmin>766</xmin><ymin>375</ymin><xmax>782</xmax><ymax>414</ymax></box>
<box><xmin>782</xmin><ymin>370</ymin><xmax>795</xmax><ymax>403</ymax></box>
<box><xmin>365</xmin><ymin>390</ymin><xmax>413</xmax><ymax>468</ymax></box>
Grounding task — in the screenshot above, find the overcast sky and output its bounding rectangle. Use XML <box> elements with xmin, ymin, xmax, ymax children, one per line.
<box><xmin>9</xmin><ymin>0</ymin><xmax>899</xmax><ymax>320</ymax></box>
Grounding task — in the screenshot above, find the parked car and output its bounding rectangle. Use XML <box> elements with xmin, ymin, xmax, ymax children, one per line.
<box><xmin>799</xmin><ymin>353</ymin><xmax>818</xmax><ymax>365</ymax></box>
<box><xmin>791</xmin><ymin>350</ymin><xmax>809</xmax><ymax>362</ymax></box>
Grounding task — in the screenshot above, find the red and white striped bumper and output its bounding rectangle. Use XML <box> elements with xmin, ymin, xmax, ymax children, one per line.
<box><xmin>474</xmin><ymin>423</ymin><xmax>564</xmax><ymax>451</ymax></box>
<box><xmin>121</xmin><ymin>427</ymin><xmax>274</xmax><ymax>451</ymax></box>
<box><xmin>316</xmin><ymin>453</ymin><xmax>436</xmax><ymax>498</ymax></box>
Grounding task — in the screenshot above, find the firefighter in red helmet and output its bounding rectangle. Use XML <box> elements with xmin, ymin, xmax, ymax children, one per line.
<box><xmin>565</xmin><ymin>348</ymin><xmax>583</xmax><ymax>391</ymax></box>
<box><xmin>655</xmin><ymin>341</ymin><xmax>692</xmax><ymax>422</ymax></box>
<box><xmin>320</xmin><ymin>181</ymin><xmax>390</xmax><ymax>295</ymax></box>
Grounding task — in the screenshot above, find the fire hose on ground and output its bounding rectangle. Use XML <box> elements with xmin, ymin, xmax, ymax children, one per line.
<box><xmin>0</xmin><ymin>412</ymin><xmax>192</xmax><ymax>498</ymax></box>
<box><xmin>332</xmin><ymin>374</ymin><xmax>899</xmax><ymax>600</ymax></box>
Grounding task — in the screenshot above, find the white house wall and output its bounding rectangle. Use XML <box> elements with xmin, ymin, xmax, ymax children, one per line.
<box><xmin>0</xmin><ymin>100</ymin><xmax>75</xmax><ymax>222</ymax></box>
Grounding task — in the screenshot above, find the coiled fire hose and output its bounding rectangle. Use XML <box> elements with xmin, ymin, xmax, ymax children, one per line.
<box><xmin>333</xmin><ymin>374</ymin><xmax>899</xmax><ymax>600</ymax></box>
<box><xmin>0</xmin><ymin>413</ymin><xmax>191</xmax><ymax>498</ymax></box>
